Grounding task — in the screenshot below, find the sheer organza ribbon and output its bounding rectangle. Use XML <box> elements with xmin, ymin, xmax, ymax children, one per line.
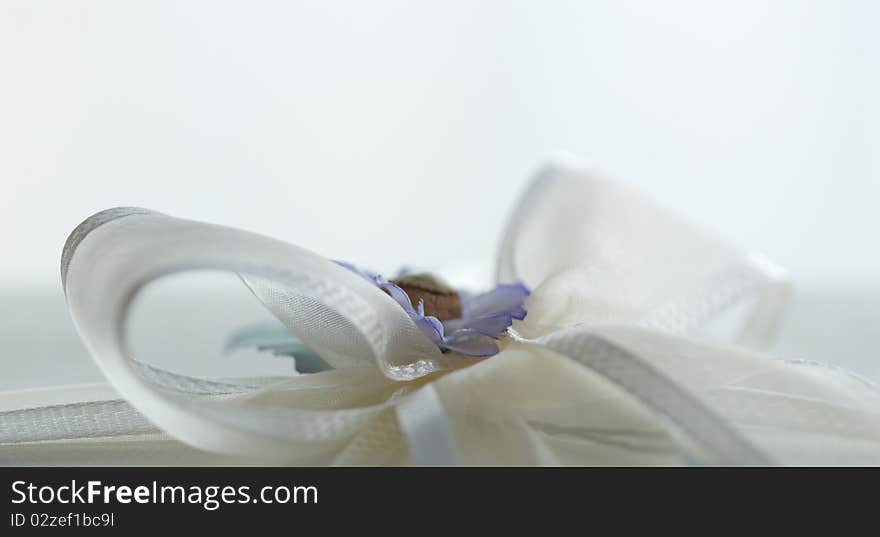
<box><xmin>4</xmin><ymin>158</ymin><xmax>880</xmax><ymax>465</ymax></box>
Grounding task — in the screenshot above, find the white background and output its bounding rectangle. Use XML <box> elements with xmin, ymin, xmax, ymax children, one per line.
<box><xmin>1</xmin><ymin>1</ymin><xmax>878</xmax><ymax>386</ymax></box>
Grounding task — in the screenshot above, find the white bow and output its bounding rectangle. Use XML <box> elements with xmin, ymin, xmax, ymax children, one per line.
<box><xmin>4</xmin><ymin>158</ymin><xmax>880</xmax><ymax>465</ymax></box>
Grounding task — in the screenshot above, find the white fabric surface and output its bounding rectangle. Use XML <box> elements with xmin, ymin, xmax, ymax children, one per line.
<box><xmin>2</xmin><ymin>158</ymin><xmax>879</xmax><ymax>465</ymax></box>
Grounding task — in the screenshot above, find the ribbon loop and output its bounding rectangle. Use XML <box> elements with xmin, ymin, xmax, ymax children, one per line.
<box><xmin>497</xmin><ymin>158</ymin><xmax>791</xmax><ymax>347</ymax></box>
<box><xmin>60</xmin><ymin>207</ymin><xmax>442</xmax><ymax>458</ymax></box>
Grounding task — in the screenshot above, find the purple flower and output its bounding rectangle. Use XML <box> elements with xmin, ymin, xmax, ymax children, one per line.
<box><xmin>337</xmin><ymin>262</ymin><xmax>530</xmax><ymax>357</ymax></box>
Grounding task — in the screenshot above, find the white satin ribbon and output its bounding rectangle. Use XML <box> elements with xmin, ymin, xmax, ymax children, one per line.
<box><xmin>5</xmin><ymin>158</ymin><xmax>847</xmax><ymax>466</ymax></box>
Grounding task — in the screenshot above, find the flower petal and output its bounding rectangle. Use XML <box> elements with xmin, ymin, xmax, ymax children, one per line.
<box><xmin>462</xmin><ymin>283</ymin><xmax>531</xmax><ymax>319</ymax></box>
<box><xmin>411</xmin><ymin>313</ymin><xmax>446</xmax><ymax>347</ymax></box>
<box><xmin>378</xmin><ymin>281</ymin><xmax>417</xmax><ymax>314</ymax></box>
<box><xmin>337</xmin><ymin>261</ymin><xmax>529</xmax><ymax>358</ymax></box>
<box><xmin>443</xmin><ymin>313</ymin><xmax>514</xmax><ymax>339</ymax></box>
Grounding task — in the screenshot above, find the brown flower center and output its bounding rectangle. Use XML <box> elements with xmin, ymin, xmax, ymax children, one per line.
<box><xmin>390</xmin><ymin>273</ymin><xmax>462</xmax><ymax>321</ymax></box>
